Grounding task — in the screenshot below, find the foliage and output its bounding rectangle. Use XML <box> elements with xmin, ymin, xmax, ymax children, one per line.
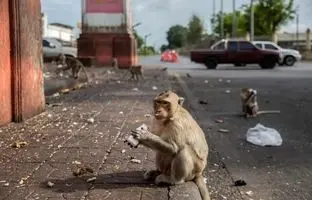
<box><xmin>139</xmin><ymin>46</ymin><xmax>156</xmax><ymax>56</ymax></box>
<box><xmin>186</xmin><ymin>14</ymin><xmax>205</xmax><ymax>44</ymax></box>
<box><xmin>211</xmin><ymin>11</ymin><xmax>247</xmax><ymax>37</ymax></box>
<box><xmin>166</xmin><ymin>25</ymin><xmax>188</xmax><ymax>49</ymax></box>
<box><xmin>133</xmin><ymin>29</ymin><xmax>144</xmax><ymax>49</ymax></box>
<box><xmin>211</xmin><ymin>0</ymin><xmax>295</xmax><ymax>36</ymax></box>
<box><xmin>242</xmin><ymin>0</ymin><xmax>295</xmax><ymax>35</ymax></box>
<box><xmin>160</xmin><ymin>44</ymin><xmax>169</xmax><ymax>52</ymax></box>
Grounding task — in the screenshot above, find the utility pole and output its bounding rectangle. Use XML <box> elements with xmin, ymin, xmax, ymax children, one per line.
<box><xmin>250</xmin><ymin>0</ymin><xmax>254</xmax><ymax>41</ymax></box>
<box><xmin>212</xmin><ymin>0</ymin><xmax>216</xmax><ymax>36</ymax></box>
<box><xmin>144</xmin><ymin>33</ymin><xmax>152</xmax><ymax>55</ymax></box>
<box><xmin>296</xmin><ymin>5</ymin><xmax>299</xmax><ymax>49</ymax></box>
<box><xmin>220</xmin><ymin>0</ymin><xmax>224</xmax><ymax>39</ymax></box>
<box><xmin>211</xmin><ymin>0</ymin><xmax>216</xmax><ymax>36</ymax></box>
<box><xmin>232</xmin><ymin>0</ymin><xmax>236</xmax><ymax>38</ymax></box>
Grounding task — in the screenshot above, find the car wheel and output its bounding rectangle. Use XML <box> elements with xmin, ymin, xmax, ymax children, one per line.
<box><xmin>205</xmin><ymin>58</ymin><xmax>217</xmax><ymax>69</ymax></box>
<box><xmin>260</xmin><ymin>57</ymin><xmax>276</xmax><ymax>69</ymax></box>
<box><xmin>283</xmin><ymin>56</ymin><xmax>296</xmax><ymax>66</ymax></box>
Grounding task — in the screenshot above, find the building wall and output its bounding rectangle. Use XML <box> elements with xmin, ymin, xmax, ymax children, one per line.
<box><xmin>41</xmin><ymin>13</ymin><xmax>74</xmax><ymax>42</ymax></box>
<box><xmin>46</xmin><ymin>25</ymin><xmax>74</xmax><ymax>41</ymax></box>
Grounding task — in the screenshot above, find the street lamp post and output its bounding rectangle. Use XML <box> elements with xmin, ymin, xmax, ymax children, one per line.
<box><xmin>132</xmin><ymin>22</ymin><xmax>142</xmax><ymax>29</ymax></box>
<box><xmin>296</xmin><ymin>5</ymin><xmax>300</xmax><ymax>49</ymax></box>
<box><xmin>212</xmin><ymin>0</ymin><xmax>216</xmax><ymax>37</ymax></box>
<box><xmin>144</xmin><ymin>33</ymin><xmax>152</xmax><ymax>55</ymax></box>
<box><xmin>220</xmin><ymin>0</ymin><xmax>224</xmax><ymax>39</ymax></box>
<box><xmin>232</xmin><ymin>0</ymin><xmax>236</xmax><ymax>37</ymax></box>
<box><xmin>250</xmin><ymin>0</ymin><xmax>255</xmax><ymax>41</ymax></box>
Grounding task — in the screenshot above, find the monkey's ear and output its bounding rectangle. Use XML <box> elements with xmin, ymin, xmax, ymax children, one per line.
<box><xmin>178</xmin><ymin>97</ymin><xmax>185</xmax><ymax>106</ymax></box>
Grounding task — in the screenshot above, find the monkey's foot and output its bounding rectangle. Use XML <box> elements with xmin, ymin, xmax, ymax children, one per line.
<box><xmin>155</xmin><ymin>174</ymin><xmax>171</xmax><ymax>185</ymax></box>
<box><xmin>143</xmin><ymin>170</ymin><xmax>161</xmax><ymax>181</ymax></box>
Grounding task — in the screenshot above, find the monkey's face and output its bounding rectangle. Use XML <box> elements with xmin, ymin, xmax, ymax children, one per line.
<box><xmin>153</xmin><ymin>100</ymin><xmax>171</xmax><ymax>120</ymax></box>
<box><xmin>240</xmin><ymin>88</ymin><xmax>251</xmax><ymax>100</ymax></box>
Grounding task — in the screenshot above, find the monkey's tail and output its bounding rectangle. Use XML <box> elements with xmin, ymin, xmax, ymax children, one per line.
<box><xmin>193</xmin><ymin>175</ymin><xmax>211</xmax><ymax>200</ymax></box>
<box><xmin>257</xmin><ymin>110</ymin><xmax>281</xmax><ymax>115</ymax></box>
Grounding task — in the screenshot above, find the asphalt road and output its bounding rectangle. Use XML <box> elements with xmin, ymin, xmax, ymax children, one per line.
<box><xmin>139</xmin><ymin>56</ymin><xmax>312</xmax><ymax>200</ymax></box>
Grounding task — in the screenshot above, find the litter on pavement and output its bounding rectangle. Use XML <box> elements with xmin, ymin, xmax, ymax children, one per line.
<box><xmin>246</xmin><ymin>123</ymin><xmax>283</xmax><ymax>147</ymax></box>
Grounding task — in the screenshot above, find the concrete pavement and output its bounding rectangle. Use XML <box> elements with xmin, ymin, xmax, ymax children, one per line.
<box><xmin>0</xmin><ymin>67</ymin><xmax>204</xmax><ymax>200</ymax></box>
<box><xmin>166</xmin><ymin>57</ymin><xmax>312</xmax><ymax>200</ymax></box>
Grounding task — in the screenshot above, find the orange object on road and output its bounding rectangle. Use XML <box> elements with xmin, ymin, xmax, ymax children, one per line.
<box><xmin>161</xmin><ymin>50</ymin><xmax>179</xmax><ymax>62</ymax></box>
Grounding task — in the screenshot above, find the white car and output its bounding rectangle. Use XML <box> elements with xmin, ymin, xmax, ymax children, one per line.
<box><xmin>252</xmin><ymin>41</ymin><xmax>302</xmax><ymax>66</ymax></box>
<box><xmin>42</xmin><ymin>37</ymin><xmax>77</xmax><ymax>62</ymax></box>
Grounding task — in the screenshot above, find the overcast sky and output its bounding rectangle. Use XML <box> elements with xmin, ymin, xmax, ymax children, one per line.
<box><xmin>41</xmin><ymin>0</ymin><xmax>312</xmax><ymax>49</ymax></box>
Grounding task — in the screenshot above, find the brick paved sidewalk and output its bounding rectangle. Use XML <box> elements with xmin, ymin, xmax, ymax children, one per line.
<box><xmin>0</xmin><ymin>68</ymin><xmax>202</xmax><ymax>200</ymax></box>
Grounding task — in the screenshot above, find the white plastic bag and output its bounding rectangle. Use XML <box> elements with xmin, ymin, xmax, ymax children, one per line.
<box><xmin>246</xmin><ymin>123</ymin><xmax>283</xmax><ymax>147</ymax></box>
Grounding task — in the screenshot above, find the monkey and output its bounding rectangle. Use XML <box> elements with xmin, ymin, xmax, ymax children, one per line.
<box><xmin>240</xmin><ymin>88</ymin><xmax>280</xmax><ymax>118</ymax></box>
<box><xmin>130</xmin><ymin>90</ymin><xmax>210</xmax><ymax>200</ymax></box>
<box><xmin>55</xmin><ymin>54</ymin><xmax>89</xmax><ymax>81</ymax></box>
<box><xmin>129</xmin><ymin>65</ymin><xmax>144</xmax><ymax>81</ymax></box>
<box><xmin>111</xmin><ymin>57</ymin><xmax>118</xmax><ymax>69</ymax></box>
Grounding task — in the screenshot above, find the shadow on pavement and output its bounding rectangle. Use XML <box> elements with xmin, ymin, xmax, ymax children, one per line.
<box><xmin>39</xmin><ymin>171</ymin><xmax>166</xmax><ymax>194</ymax></box>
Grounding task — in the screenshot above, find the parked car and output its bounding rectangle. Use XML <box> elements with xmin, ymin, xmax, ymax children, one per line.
<box><xmin>161</xmin><ymin>50</ymin><xmax>179</xmax><ymax>62</ymax></box>
<box><xmin>252</xmin><ymin>41</ymin><xmax>302</xmax><ymax>66</ymax></box>
<box><xmin>190</xmin><ymin>39</ymin><xmax>281</xmax><ymax>69</ymax></box>
<box><xmin>42</xmin><ymin>37</ymin><xmax>77</xmax><ymax>62</ymax></box>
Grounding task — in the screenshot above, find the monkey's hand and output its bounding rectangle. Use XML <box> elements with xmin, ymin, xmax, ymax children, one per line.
<box><xmin>131</xmin><ymin>129</ymin><xmax>152</xmax><ymax>142</ymax></box>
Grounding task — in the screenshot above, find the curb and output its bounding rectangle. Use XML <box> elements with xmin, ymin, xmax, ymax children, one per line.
<box><xmin>173</xmin><ymin>73</ymin><xmax>212</xmax><ymax>200</ymax></box>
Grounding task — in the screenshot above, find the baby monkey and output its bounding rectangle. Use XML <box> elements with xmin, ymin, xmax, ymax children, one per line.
<box><xmin>240</xmin><ymin>88</ymin><xmax>280</xmax><ymax>118</ymax></box>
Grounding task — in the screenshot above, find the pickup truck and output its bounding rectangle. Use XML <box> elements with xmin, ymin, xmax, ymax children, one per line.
<box><xmin>190</xmin><ymin>39</ymin><xmax>281</xmax><ymax>69</ymax></box>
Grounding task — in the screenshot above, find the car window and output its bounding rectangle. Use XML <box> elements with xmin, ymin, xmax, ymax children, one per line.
<box><xmin>239</xmin><ymin>41</ymin><xmax>255</xmax><ymax>51</ymax></box>
<box><xmin>213</xmin><ymin>41</ymin><xmax>225</xmax><ymax>50</ymax></box>
<box><xmin>228</xmin><ymin>41</ymin><xmax>238</xmax><ymax>51</ymax></box>
<box><xmin>254</xmin><ymin>43</ymin><xmax>262</xmax><ymax>49</ymax></box>
<box><xmin>264</xmin><ymin>44</ymin><xmax>279</xmax><ymax>50</ymax></box>
<box><xmin>42</xmin><ymin>40</ymin><xmax>50</xmax><ymax>47</ymax></box>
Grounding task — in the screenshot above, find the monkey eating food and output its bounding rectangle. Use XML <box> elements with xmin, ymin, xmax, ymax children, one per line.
<box><xmin>55</xmin><ymin>53</ymin><xmax>89</xmax><ymax>81</ymax></box>
<box><xmin>129</xmin><ymin>90</ymin><xmax>210</xmax><ymax>200</ymax></box>
<box><xmin>240</xmin><ymin>87</ymin><xmax>280</xmax><ymax>118</ymax></box>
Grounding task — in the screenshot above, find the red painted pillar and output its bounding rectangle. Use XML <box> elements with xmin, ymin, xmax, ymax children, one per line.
<box><xmin>9</xmin><ymin>0</ymin><xmax>45</xmax><ymax>122</ymax></box>
<box><xmin>77</xmin><ymin>0</ymin><xmax>137</xmax><ymax>68</ymax></box>
<box><xmin>0</xmin><ymin>0</ymin><xmax>13</xmax><ymax>125</ymax></box>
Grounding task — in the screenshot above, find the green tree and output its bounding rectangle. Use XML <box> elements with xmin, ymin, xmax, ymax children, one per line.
<box><xmin>133</xmin><ymin>29</ymin><xmax>144</xmax><ymax>49</ymax></box>
<box><xmin>160</xmin><ymin>44</ymin><xmax>169</xmax><ymax>52</ymax></box>
<box><xmin>211</xmin><ymin>11</ymin><xmax>247</xmax><ymax>37</ymax></box>
<box><xmin>139</xmin><ymin>45</ymin><xmax>156</xmax><ymax>56</ymax></box>
<box><xmin>166</xmin><ymin>25</ymin><xmax>188</xmax><ymax>49</ymax></box>
<box><xmin>186</xmin><ymin>14</ymin><xmax>205</xmax><ymax>44</ymax></box>
<box><xmin>242</xmin><ymin>0</ymin><xmax>295</xmax><ymax>36</ymax></box>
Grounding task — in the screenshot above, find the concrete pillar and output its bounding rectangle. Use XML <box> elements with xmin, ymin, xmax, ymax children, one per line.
<box><xmin>306</xmin><ymin>28</ymin><xmax>311</xmax><ymax>51</ymax></box>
